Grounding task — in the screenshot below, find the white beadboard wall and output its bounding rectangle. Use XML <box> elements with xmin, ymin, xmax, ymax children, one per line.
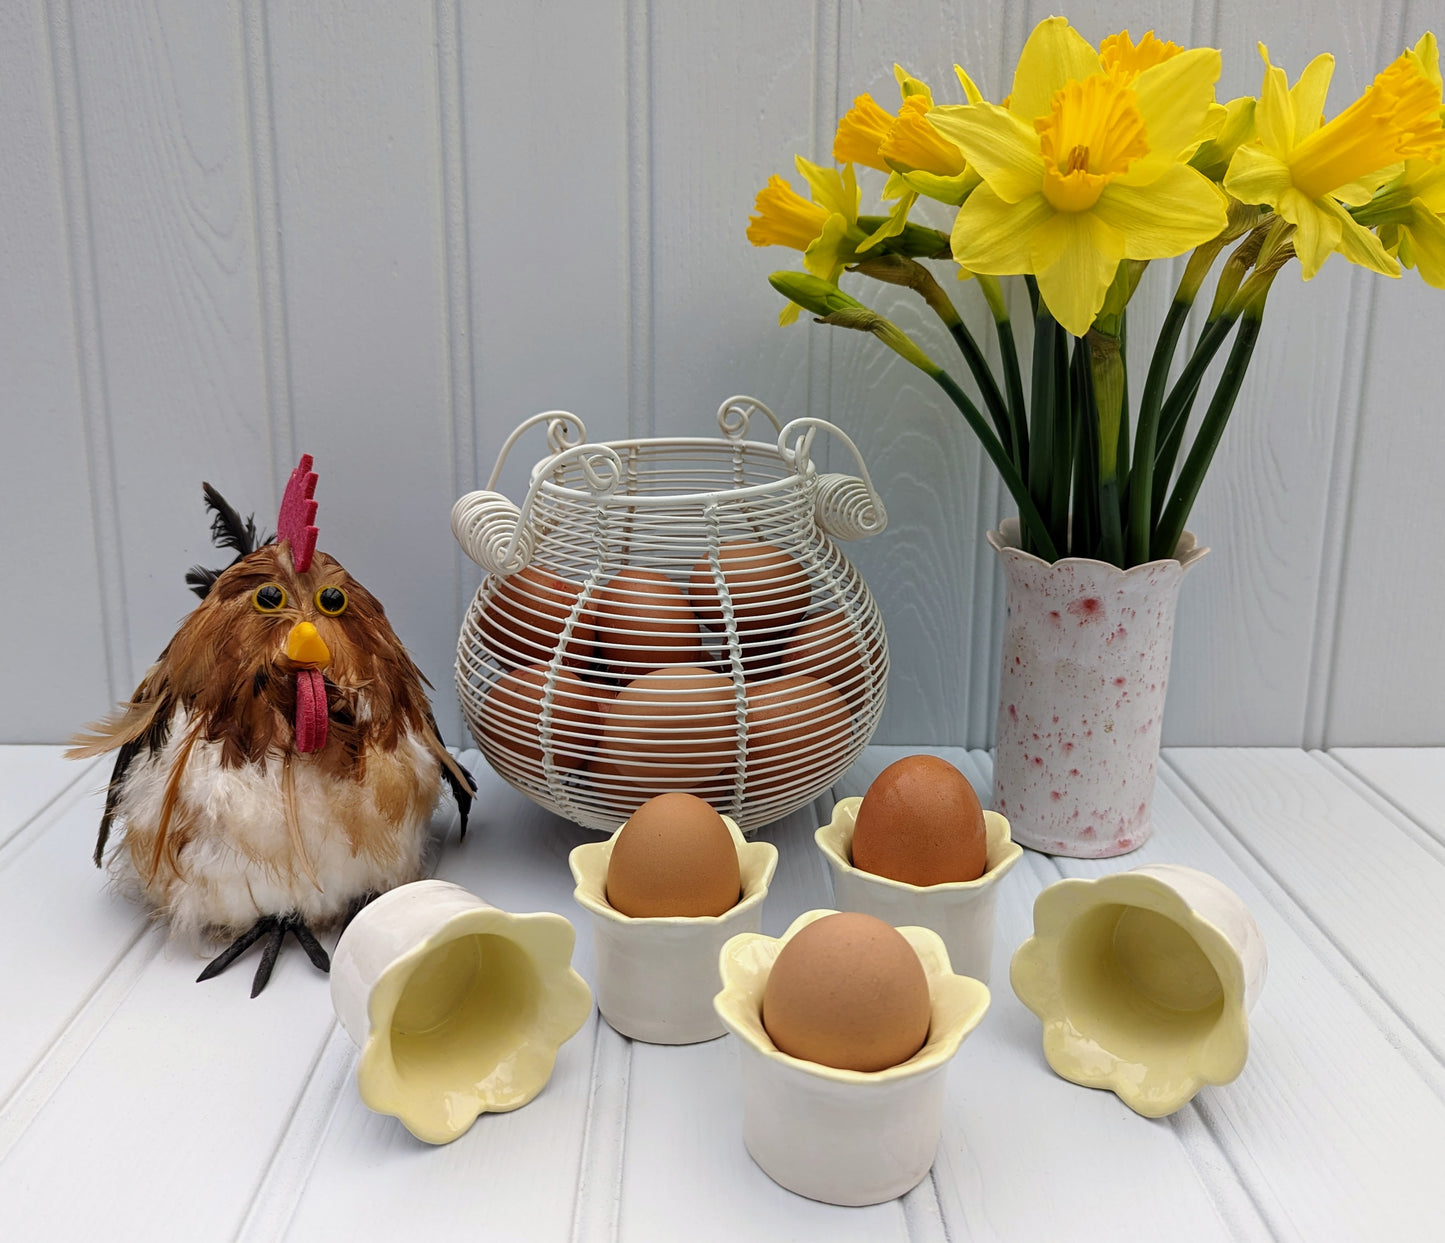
<box><xmin>3</xmin><ymin>0</ymin><xmax>1441</xmax><ymax>748</ymax></box>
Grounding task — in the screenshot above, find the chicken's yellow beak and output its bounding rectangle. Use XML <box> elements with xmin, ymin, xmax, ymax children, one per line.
<box><xmin>285</xmin><ymin>621</ymin><xmax>331</xmax><ymax>668</ymax></box>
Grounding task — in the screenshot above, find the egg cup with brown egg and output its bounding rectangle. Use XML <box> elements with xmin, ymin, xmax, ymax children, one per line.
<box><xmin>569</xmin><ymin>812</ymin><xmax>778</xmax><ymax>1044</ymax></box>
<box><xmin>816</xmin><ymin>797</ymin><xmax>1022</xmax><ymax>984</ymax></box>
<box><xmin>714</xmin><ymin>909</ymin><xmax>990</xmax><ymax>1207</ymax></box>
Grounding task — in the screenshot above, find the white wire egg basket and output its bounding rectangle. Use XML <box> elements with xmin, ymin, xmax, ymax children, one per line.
<box><xmin>452</xmin><ymin>396</ymin><xmax>890</xmax><ymax>833</ymax></box>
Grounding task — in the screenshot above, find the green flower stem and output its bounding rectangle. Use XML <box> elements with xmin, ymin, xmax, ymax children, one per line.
<box><xmin>1088</xmin><ymin>328</ymin><xmax>1127</xmax><ymax>565</ymax></box>
<box><xmin>994</xmin><ymin>322</ymin><xmax>1029</xmax><ymax>479</ymax></box>
<box><xmin>931</xmin><ymin>368</ymin><xmax>1058</xmax><ymax>561</ymax></box>
<box><xmin>1028</xmin><ymin>304</ymin><xmax>1060</xmax><ymax>552</ymax></box>
<box><xmin>948</xmin><ymin>323</ymin><xmax>1014</xmax><ymax>456</ymax></box>
<box><xmin>1152</xmin><ymin>274</ymin><xmax>1276</xmax><ymax>560</ymax></box>
<box><xmin>850</xmin><ymin>256</ymin><xmax>1013</xmax><ymax>453</ymax></box>
<box><xmin>1050</xmin><ymin>325</ymin><xmax>1072</xmax><ymax>551</ymax></box>
<box><xmin>1126</xmin><ymin>294</ymin><xmax>1194</xmax><ymax>566</ymax></box>
<box><xmin>782</xmin><ymin>268</ymin><xmax>1056</xmax><ymax>559</ymax></box>
<box><xmin>1070</xmin><ymin>337</ymin><xmax>1101</xmax><ymax>558</ymax></box>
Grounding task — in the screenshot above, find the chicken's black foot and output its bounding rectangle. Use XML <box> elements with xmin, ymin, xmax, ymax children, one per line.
<box><xmin>196</xmin><ymin>914</ymin><xmax>331</xmax><ymax>997</ymax></box>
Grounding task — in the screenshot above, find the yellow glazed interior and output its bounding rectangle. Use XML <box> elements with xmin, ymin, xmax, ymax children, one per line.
<box><xmin>1011</xmin><ymin>873</ymin><xmax>1250</xmax><ymax>1117</ymax></box>
<box><xmin>357</xmin><ymin>908</ymin><xmax>592</xmax><ymax>1144</ymax></box>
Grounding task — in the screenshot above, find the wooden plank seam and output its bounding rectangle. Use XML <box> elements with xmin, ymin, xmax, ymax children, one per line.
<box><xmin>1160</xmin><ymin>756</ymin><xmax>1445</xmax><ymax>1103</ymax></box>
<box><xmin>45</xmin><ymin>0</ymin><xmax>132</xmax><ymax>703</ymax></box>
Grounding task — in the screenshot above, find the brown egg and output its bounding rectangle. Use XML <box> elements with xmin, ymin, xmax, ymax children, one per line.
<box><xmin>479</xmin><ymin>565</ymin><xmax>595</xmax><ymax>667</ymax></box>
<box><xmin>778</xmin><ymin>611</ymin><xmax>876</xmax><ymax>713</ymax></box>
<box><xmin>596</xmin><ymin>665</ymin><xmax>738</xmax><ymax>783</ymax></box>
<box><xmin>589</xmin><ymin>568</ymin><xmax>706</xmax><ymax>674</ymax></box>
<box><xmin>852</xmin><ymin>755</ymin><xmax>988</xmax><ymax>885</ymax></box>
<box><xmin>688</xmin><ymin>542</ymin><xmax>811</xmax><ymax>634</ymax></box>
<box><xmin>744</xmin><ymin>675</ymin><xmax>852</xmax><ymax>790</ymax></box>
<box><xmin>479</xmin><ymin>665</ymin><xmax>601</xmax><ymax>770</ymax></box>
<box><xmin>605</xmin><ymin>792</ymin><xmax>741</xmax><ymax>917</ymax></box>
<box><xmin>762</xmin><ymin>912</ymin><xmax>931</xmax><ymax>1072</ymax></box>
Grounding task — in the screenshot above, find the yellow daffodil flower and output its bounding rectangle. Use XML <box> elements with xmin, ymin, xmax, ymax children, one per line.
<box><xmin>834</xmin><ymin>93</ymin><xmax>897</xmax><ymax>172</ymax></box>
<box><xmin>929</xmin><ymin>17</ymin><xmax>1227</xmax><ymax>336</ymax></box>
<box><xmin>1100</xmin><ymin>30</ymin><xmax>1183</xmax><ymax>83</ymax></box>
<box><xmin>1190</xmin><ymin>96</ymin><xmax>1258</xmax><ymax>182</ymax></box>
<box><xmin>1224</xmin><ymin>39</ymin><xmax>1445</xmax><ymax>279</ymax></box>
<box><xmin>1354</xmin><ymin>34</ymin><xmax>1445</xmax><ymax>287</ymax></box>
<box><xmin>747</xmin><ymin>156</ymin><xmax>866</xmax><ymax>323</ymax></box>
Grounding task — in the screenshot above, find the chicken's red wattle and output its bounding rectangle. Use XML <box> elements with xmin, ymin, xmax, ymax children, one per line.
<box><xmin>294</xmin><ymin>669</ymin><xmax>328</xmax><ymax>753</ymax></box>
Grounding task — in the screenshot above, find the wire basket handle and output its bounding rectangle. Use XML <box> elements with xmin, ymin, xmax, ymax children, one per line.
<box><xmin>777</xmin><ymin>417</ymin><xmax>888</xmax><ymax>541</ymax></box>
<box><xmin>455</xmin><ymin>413</ymin><xmax>622</xmax><ymax>575</ymax></box>
<box><xmin>716</xmin><ymin>395</ymin><xmax>784</xmax><ymax>440</ymax></box>
<box><xmin>484</xmin><ymin>410</ymin><xmax>589</xmax><ymax>491</ymax></box>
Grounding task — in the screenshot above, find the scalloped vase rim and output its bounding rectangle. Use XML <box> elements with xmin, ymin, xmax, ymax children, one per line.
<box><xmin>988</xmin><ymin>517</ymin><xmax>1210</xmax><ymax>575</ymax></box>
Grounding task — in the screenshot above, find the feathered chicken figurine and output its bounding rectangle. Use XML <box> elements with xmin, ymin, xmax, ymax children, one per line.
<box><xmin>70</xmin><ymin>456</ymin><xmax>475</xmax><ymax>995</ymax></box>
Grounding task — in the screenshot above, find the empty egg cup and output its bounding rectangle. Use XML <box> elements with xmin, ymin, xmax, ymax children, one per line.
<box><xmin>1011</xmin><ymin>864</ymin><xmax>1267</xmax><ymax>1118</ymax></box>
<box><xmin>815</xmin><ymin>797</ymin><xmax>1022</xmax><ymax>983</ymax></box>
<box><xmin>330</xmin><ymin>879</ymin><xmax>593</xmax><ymax>1144</ymax></box>
<box><xmin>569</xmin><ymin>815</ymin><xmax>778</xmax><ymax>1044</ymax></box>
<box><xmin>714</xmin><ymin>909</ymin><xmax>991</xmax><ymax>1206</ymax></box>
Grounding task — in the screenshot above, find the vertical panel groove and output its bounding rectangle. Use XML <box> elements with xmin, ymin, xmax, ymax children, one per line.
<box><xmin>626</xmin><ymin>0</ymin><xmax>653</xmax><ymax>436</ymax></box>
<box><xmin>1305</xmin><ymin>0</ymin><xmax>1404</xmax><ymax>749</ymax></box>
<box><xmin>434</xmin><ymin>0</ymin><xmax>476</xmax><ymax>680</ymax></box>
<box><xmin>241</xmin><ymin>0</ymin><xmax>294</xmax><ymax>508</ymax></box>
<box><xmin>46</xmin><ymin>0</ymin><xmax>130</xmax><ymax>702</ymax></box>
<box><xmin>807</xmin><ymin>0</ymin><xmax>839</xmax><ymax>431</ymax></box>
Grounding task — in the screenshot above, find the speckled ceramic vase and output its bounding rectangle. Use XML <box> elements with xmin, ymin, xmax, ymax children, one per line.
<box><xmin>989</xmin><ymin>519</ymin><xmax>1208</xmax><ymax>858</ymax></box>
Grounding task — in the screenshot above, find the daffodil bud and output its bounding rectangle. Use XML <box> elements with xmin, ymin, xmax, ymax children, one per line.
<box><xmin>768</xmin><ymin>272</ymin><xmax>865</xmax><ymax>319</ymax></box>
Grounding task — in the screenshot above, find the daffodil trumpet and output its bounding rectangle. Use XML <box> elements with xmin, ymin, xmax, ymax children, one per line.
<box><xmin>751</xmin><ymin>19</ymin><xmax>1444</xmax><ymax>568</ymax></box>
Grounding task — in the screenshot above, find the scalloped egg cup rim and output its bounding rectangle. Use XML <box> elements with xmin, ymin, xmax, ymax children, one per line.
<box><xmin>569</xmin><ymin>814</ymin><xmax>778</xmax><ymax>926</ymax></box>
<box><xmin>816</xmin><ymin>797</ymin><xmax>1022</xmax><ymax>894</ymax></box>
<box><xmin>714</xmin><ymin>909</ymin><xmax>991</xmax><ymax>1086</ymax></box>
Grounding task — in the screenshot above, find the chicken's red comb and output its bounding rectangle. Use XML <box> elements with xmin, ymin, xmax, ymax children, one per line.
<box><xmin>277</xmin><ymin>454</ymin><xmax>318</xmax><ymax>572</ymax></box>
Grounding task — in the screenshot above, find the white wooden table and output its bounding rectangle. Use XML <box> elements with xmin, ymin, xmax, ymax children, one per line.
<box><xmin>1</xmin><ymin>744</ymin><xmax>1441</xmax><ymax>1241</ymax></box>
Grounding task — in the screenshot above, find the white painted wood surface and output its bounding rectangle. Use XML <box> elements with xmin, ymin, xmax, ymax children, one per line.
<box><xmin>1</xmin><ymin>743</ymin><xmax>1441</xmax><ymax>1240</ymax></box>
<box><xmin>3</xmin><ymin>0</ymin><xmax>1443</xmax><ymax>747</ymax></box>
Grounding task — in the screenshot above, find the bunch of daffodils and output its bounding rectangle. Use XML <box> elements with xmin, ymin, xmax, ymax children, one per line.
<box><xmin>749</xmin><ymin>18</ymin><xmax>1444</xmax><ymax>566</ymax></box>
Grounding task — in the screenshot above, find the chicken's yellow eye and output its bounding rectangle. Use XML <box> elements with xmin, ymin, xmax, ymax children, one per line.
<box><xmin>316</xmin><ymin>586</ymin><xmax>348</xmax><ymax>616</ymax></box>
<box><xmin>253</xmin><ymin>584</ymin><xmax>287</xmax><ymax>613</ymax></box>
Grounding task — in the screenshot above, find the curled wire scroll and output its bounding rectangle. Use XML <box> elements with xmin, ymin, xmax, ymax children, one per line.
<box><xmin>484</xmin><ymin>410</ymin><xmax>590</xmax><ymax>491</ymax></box>
<box><xmin>777</xmin><ymin>418</ymin><xmax>888</xmax><ymax>540</ymax></box>
<box><xmin>716</xmin><ymin>395</ymin><xmax>784</xmax><ymax>440</ymax></box>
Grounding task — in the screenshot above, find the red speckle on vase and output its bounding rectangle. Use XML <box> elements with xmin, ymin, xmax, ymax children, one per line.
<box><xmin>1113</xmin><ymin>677</ymin><xmax>1126</xmax><ymax>687</ymax></box>
<box><xmin>1049</xmin><ymin>610</ymin><xmax>1061</xmax><ymax>623</ymax></box>
<box><xmin>1117</xmin><ymin>838</ymin><xmax>1134</xmax><ymax>850</ymax></box>
<box><xmin>1069</xmin><ymin>768</ymin><xmax>1081</xmax><ymax>777</ymax></box>
<box><xmin>1062</xmin><ymin>742</ymin><xmax>1074</xmax><ymax>754</ymax></box>
<box><xmin>1032</xmin><ymin>756</ymin><xmax>1044</xmax><ymax>767</ymax></box>
<box><xmin>1081</xmin><ymin>825</ymin><xmax>1096</xmax><ymax>837</ymax></box>
<box><xmin>1068</xmin><ymin>596</ymin><xmax>1103</xmax><ymax>620</ymax></box>
<box><xmin>1137</xmin><ymin>803</ymin><xmax>1147</xmax><ymax>816</ymax></box>
<box><xmin>1008</xmin><ymin>704</ymin><xmax>1018</xmax><ymax>721</ymax></box>
<box><xmin>1051</xmin><ymin>790</ymin><xmax>1062</xmax><ymax>801</ymax></box>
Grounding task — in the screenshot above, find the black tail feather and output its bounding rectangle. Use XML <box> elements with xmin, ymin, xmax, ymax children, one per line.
<box><xmin>187</xmin><ymin>483</ymin><xmax>274</xmax><ymax>599</ymax></box>
<box><xmin>202</xmin><ymin>482</ymin><xmax>265</xmax><ymax>557</ymax></box>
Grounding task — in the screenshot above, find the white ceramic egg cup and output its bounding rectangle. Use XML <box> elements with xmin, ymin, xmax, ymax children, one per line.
<box><xmin>714</xmin><ymin>909</ymin><xmax>991</xmax><ymax>1206</ymax></box>
<box><xmin>815</xmin><ymin>797</ymin><xmax>1022</xmax><ymax>983</ymax></box>
<box><xmin>1011</xmin><ymin>864</ymin><xmax>1267</xmax><ymax>1117</ymax></box>
<box><xmin>570</xmin><ymin>815</ymin><xmax>778</xmax><ymax>1044</ymax></box>
<box><xmin>331</xmin><ymin>879</ymin><xmax>593</xmax><ymax>1144</ymax></box>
